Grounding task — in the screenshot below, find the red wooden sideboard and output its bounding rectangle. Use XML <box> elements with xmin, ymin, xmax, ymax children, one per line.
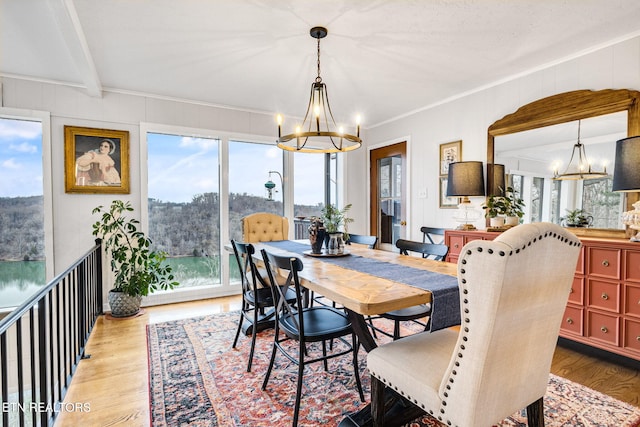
<box><xmin>444</xmin><ymin>229</ymin><xmax>640</xmax><ymax>361</ymax></box>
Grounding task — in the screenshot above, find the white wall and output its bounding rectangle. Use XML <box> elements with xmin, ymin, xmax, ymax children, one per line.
<box><xmin>357</xmin><ymin>36</ymin><xmax>640</xmax><ymax>240</ymax></box>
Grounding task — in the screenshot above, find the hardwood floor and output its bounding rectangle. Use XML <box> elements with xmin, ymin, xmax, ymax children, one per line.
<box><xmin>54</xmin><ymin>296</ymin><xmax>243</xmax><ymax>427</ymax></box>
<box><xmin>54</xmin><ymin>295</ymin><xmax>640</xmax><ymax>426</ymax></box>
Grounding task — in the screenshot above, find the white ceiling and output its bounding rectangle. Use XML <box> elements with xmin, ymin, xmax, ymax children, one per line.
<box><xmin>2</xmin><ymin>0</ymin><xmax>640</xmax><ymax>128</ymax></box>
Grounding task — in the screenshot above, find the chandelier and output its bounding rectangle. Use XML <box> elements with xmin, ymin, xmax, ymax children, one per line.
<box><xmin>276</xmin><ymin>26</ymin><xmax>362</xmax><ymax>153</ymax></box>
<box><xmin>553</xmin><ymin>120</ymin><xmax>608</xmax><ymax>180</ymax></box>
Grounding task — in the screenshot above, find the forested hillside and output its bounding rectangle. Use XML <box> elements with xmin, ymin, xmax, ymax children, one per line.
<box><xmin>0</xmin><ymin>194</ymin><xmax>321</xmax><ymax>261</ymax></box>
<box><xmin>148</xmin><ymin>192</ymin><xmax>320</xmax><ymax>256</ymax></box>
<box><xmin>0</xmin><ymin>196</ymin><xmax>44</xmax><ymax>261</ymax></box>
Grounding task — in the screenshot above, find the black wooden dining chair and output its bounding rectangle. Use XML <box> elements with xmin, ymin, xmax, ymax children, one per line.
<box><xmin>346</xmin><ymin>233</ymin><xmax>378</xmax><ymax>248</ymax></box>
<box><xmin>260</xmin><ymin>249</ymin><xmax>365</xmax><ymax>427</ymax></box>
<box><xmin>368</xmin><ymin>239</ymin><xmax>449</xmax><ymax>340</ymax></box>
<box><xmin>230</xmin><ymin>240</ymin><xmax>296</xmax><ymax>372</ymax></box>
<box><xmin>396</xmin><ymin>238</ymin><xmax>449</xmax><ymax>260</ymax></box>
<box><xmin>420</xmin><ymin>226</ymin><xmax>447</xmax><ymax>245</ymax></box>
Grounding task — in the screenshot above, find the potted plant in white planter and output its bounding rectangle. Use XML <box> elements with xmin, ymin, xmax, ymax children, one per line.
<box><xmin>321</xmin><ymin>203</ymin><xmax>353</xmax><ymax>254</ymax></box>
<box><xmin>483</xmin><ymin>194</ymin><xmax>507</xmax><ymax>227</ymax></box>
<box><xmin>503</xmin><ymin>186</ymin><xmax>525</xmax><ymax>226</ymax></box>
<box><xmin>92</xmin><ymin>200</ymin><xmax>178</xmax><ymax>317</ymax></box>
<box><xmin>483</xmin><ymin>186</ymin><xmax>525</xmax><ymax>227</ymax></box>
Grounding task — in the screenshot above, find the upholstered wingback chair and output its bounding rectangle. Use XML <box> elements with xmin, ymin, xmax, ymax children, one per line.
<box><xmin>241</xmin><ymin>212</ymin><xmax>289</xmax><ymax>243</ymax></box>
<box><xmin>367</xmin><ymin>222</ymin><xmax>582</xmax><ymax>427</ymax></box>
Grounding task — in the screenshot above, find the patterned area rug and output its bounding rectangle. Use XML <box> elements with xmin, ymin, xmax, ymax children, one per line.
<box><xmin>147</xmin><ymin>311</ymin><xmax>640</xmax><ymax>427</ymax></box>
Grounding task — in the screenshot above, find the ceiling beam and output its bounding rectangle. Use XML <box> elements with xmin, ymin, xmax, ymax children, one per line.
<box><xmin>46</xmin><ymin>0</ymin><xmax>102</xmax><ymax>97</ymax></box>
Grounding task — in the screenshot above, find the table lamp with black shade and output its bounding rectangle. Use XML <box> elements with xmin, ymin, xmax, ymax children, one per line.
<box><xmin>612</xmin><ymin>136</ymin><xmax>640</xmax><ymax>241</ymax></box>
<box><xmin>447</xmin><ymin>161</ymin><xmax>486</xmax><ymax>230</ymax></box>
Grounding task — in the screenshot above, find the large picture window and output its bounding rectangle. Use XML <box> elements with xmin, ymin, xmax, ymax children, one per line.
<box><xmin>0</xmin><ymin>117</ymin><xmax>46</xmax><ymax>309</ymax></box>
<box><xmin>147</xmin><ymin>132</ymin><xmax>221</xmax><ymax>290</ymax></box>
<box><xmin>582</xmin><ymin>178</ymin><xmax>623</xmax><ymax>229</ymax></box>
<box><xmin>228</xmin><ymin>140</ymin><xmax>284</xmax><ymax>243</ymax></box>
<box><xmin>144</xmin><ymin>126</ymin><xmax>340</xmax><ymax>302</ymax></box>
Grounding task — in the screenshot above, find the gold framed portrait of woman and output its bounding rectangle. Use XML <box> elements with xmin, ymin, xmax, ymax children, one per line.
<box><xmin>64</xmin><ymin>126</ymin><xmax>130</xmax><ymax>194</ymax></box>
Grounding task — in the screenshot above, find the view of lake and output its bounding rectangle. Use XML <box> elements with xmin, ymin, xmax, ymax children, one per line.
<box><xmin>0</xmin><ymin>260</ymin><xmax>46</xmax><ymax>309</ymax></box>
<box><xmin>0</xmin><ymin>256</ymin><xmax>241</xmax><ymax>311</ymax></box>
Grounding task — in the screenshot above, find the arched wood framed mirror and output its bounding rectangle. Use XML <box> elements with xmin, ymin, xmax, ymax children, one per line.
<box><xmin>487</xmin><ymin>89</ymin><xmax>640</xmax><ymax>239</ymax></box>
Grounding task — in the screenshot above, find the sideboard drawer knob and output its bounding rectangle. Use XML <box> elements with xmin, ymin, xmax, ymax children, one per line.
<box><xmin>637</xmin><ymin>336</ymin><xmax>640</xmax><ymax>341</ymax></box>
<box><xmin>601</xmin><ymin>326</ymin><xmax>608</xmax><ymax>333</ymax></box>
<box><xmin>602</xmin><ymin>260</ymin><xmax>609</xmax><ymax>267</ymax></box>
<box><xmin>566</xmin><ymin>318</ymin><xmax>573</xmax><ymax>324</ymax></box>
<box><xmin>601</xmin><ymin>293</ymin><xmax>609</xmax><ymax>300</ymax></box>
<box><xmin>454</xmin><ymin>244</ymin><xmax>459</xmax><ymax>248</ymax></box>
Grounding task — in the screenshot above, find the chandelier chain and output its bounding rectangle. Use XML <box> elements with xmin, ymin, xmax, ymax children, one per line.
<box><xmin>316</xmin><ymin>37</ymin><xmax>322</xmax><ymax>83</ymax></box>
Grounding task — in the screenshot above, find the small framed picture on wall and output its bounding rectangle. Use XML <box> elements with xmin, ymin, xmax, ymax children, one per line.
<box><xmin>439</xmin><ymin>140</ymin><xmax>462</xmax><ymax>175</ymax></box>
<box><xmin>439</xmin><ymin>176</ymin><xmax>460</xmax><ymax>208</ymax></box>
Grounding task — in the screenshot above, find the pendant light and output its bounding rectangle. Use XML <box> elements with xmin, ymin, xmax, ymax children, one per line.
<box><xmin>553</xmin><ymin>120</ymin><xmax>608</xmax><ymax>180</ymax></box>
<box><xmin>276</xmin><ymin>27</ymin><xmax>362</xmax><ymax>153</ymax></box>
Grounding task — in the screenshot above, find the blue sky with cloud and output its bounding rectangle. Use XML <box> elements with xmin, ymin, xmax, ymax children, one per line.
<box><xmin>0</xmin><ymin>118</ymin><xmax>43</xmax><ymax>197</ymax></box>
<box><xmin>147</xmin><ymin>133</ymin><xmax>324</xmax><ymax>205</ymax></box>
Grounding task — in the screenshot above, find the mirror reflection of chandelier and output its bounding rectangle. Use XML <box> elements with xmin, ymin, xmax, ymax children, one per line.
<box><xmin>553</xmin><ymin>120</ymin><xmax>609</xmax><ymax>180</ymax></box>
<box><xmin>276</xmin><ymin>26</ymin><xmax>362</xmax><ymax>153</ymax></box>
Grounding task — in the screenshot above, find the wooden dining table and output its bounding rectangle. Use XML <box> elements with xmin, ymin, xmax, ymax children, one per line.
<box><xmin>253</xmin><ymin>240</ymin><xmax>459</xmax><ymax>351</ymax></box>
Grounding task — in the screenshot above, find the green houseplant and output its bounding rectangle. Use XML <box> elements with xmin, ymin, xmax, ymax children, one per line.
<box><xmin>483</xmin><ymin>187</ymin><xmax>525</xmax><ymax>226</ymax></box>
<box><xmin>321</xmin><ymin>204</ymin><xmax>354</xmax><ymax>254</ymax></box>
<box><xmin>321</xmin><ymin>203</ymin><xmax>354</xmax><ymax>235</ymax></box>
<box><xmin>483</xmin><ymin>194</ymin><xmax>508</xmax><ymax>219</ymax></box>
<box><xmin>561</xmin><ymin>208</ymin><xmax>593</xmax><ymax>228</ymax></box>
<box><xmin>92</xmin><ymin>200</ymin><xmax>178</xmax><ymax>317</ymax></box>
<box><xmin>503</xmin><ymin>187</ymin><xmax>525</xmax><ymax>225</ymax></box>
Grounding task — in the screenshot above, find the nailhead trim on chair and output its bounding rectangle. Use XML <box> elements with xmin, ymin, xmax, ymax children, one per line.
<box><xmin>369</xmin><ymin>229</ymin><xmax>581</xmax><ymax>427</ymax></box>
<box><xmin>435</xmin><ymin>229</ymin><xmax>581</xmax><ymax>426</ymax></box>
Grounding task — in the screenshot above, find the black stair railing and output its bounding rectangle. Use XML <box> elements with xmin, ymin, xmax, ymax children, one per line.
<box><xmin>0</xmin><ymin>239</ymin><xmax>103</xmax><ymax>427</ymax></box>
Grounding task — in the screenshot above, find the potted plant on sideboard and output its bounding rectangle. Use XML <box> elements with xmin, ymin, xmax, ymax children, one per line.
<box><xmin>483</xmin><ymin>186</ymin><xmax>525</xmax><ymax>227</ymax></box>
<box><xmin>503</xmin><ymin>186</ymin><xmax>525</xmax><ymax>226</ymax></box>
<box><xmin>483</xmin><ymin>194</ymin><xmax>508</xmax><ymax>227</ymax></box>
<box><xmin>561</xmin><ymin>208</ymin><xmax>593</xmax><ymax>228</ymax></box>
<box><xmin>92</xmin><ymin>200</ymin><xmax>178</xmax><ymax>317</ymax></box>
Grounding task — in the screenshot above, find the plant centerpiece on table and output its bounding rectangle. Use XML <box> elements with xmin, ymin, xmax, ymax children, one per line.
<box><xmin>92</xmin><ymin>200</ymin><xmax>178</xmax><ymax>317</ymax></box>
<box><xmin>321</xmin><ymin>203</ymin><xmax>353</xmax><ymax>255</ymax></box>
<box><xmin>561</xmin><ymin>208</ymin><xmax>593</xmax><ymax>228</ymax></box>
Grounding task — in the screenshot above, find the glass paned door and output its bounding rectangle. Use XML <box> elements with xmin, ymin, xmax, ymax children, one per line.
<box><xmin>370</xmin><ymin>142</ymin><xmax>407</xmax><ymax>251</ymax></box>
<box><xmin>379</xmin><ymin>156</ymin><xmax>403</xmax><ymax>245</ymax></box>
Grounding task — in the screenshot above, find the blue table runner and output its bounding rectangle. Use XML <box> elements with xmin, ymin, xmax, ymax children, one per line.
<box><xmin>263</xmin><ymin>241</ymin><xmax>460</xmax><ymax>331</ymax></box>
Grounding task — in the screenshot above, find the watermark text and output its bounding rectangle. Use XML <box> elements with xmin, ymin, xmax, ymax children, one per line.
<box><xmin>1</xmin><ymin>401</ymin><xmax>90</xmax><ymax>413</ymax></box>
